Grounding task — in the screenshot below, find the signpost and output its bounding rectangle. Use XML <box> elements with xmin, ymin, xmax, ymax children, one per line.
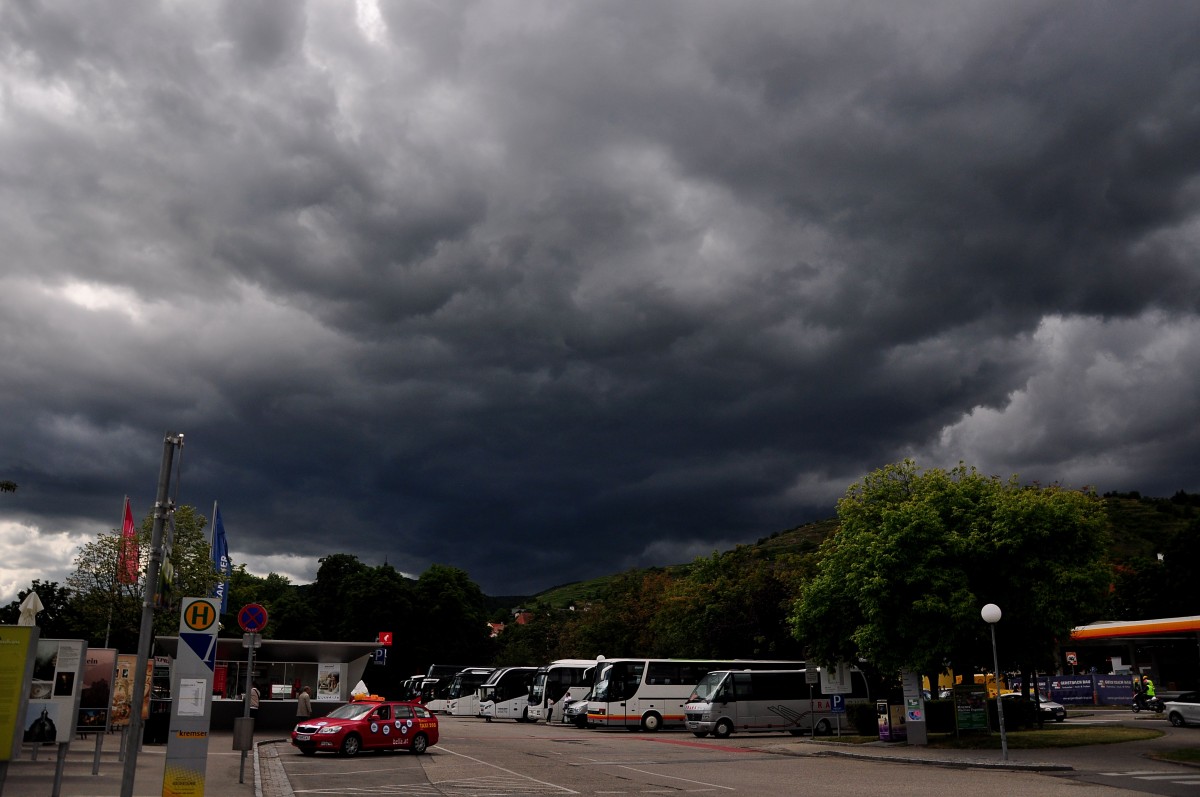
<box><xmin>163</xmin><ymin>597</ymin><xmax>219</xmax><ymax>796</ymax></box>
<box><xmin>236</xmin><ymin>603</ymin><xmax>268</xmax><ymax>784</ymax></box>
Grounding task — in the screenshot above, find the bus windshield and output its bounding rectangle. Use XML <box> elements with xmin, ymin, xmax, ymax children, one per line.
<box><xmin>689</xmin><ymin>671</ymin><xmax>726</xmax><ymax>702</ymax></box>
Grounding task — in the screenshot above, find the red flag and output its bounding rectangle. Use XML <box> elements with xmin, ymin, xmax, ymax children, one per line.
<box><xmin>117</xmin><ymin>497</ymin><xmax>139</xmax><ymax>585</ymax></box>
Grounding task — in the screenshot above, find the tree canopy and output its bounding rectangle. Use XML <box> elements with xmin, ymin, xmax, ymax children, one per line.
<box><xmin>789</xmin><ymin>460</ymin><xmax>1111</xmax><ymax>685</ymax></box>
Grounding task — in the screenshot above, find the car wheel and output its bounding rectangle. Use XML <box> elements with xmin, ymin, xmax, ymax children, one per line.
<box><xmin>573</xmin><ymin>715</ymin><xmax>588</xmax><ymax>729</ymax></box>
<box><xmin>1169</xmin><ymin>712</ymin><xmax>1187</xmax><ymax>728</ymax></box>
<box><xmin>340</xmin><ymin>734</ymin><xmax>361</xmax><ymax>757</ymax></box>
<box><xmin>713</xmin><ymin>719</ymin><xmax>733</xmax><ymax>739</ymax></box>
<box><xmin>641</xmin><ymin>712</ymin><xmax>663</xmax><ymax>732</ymax></box>
<box><xmin>1055</xmin><ymin>716</ymin><xmax>1065</xmax><ymax>722</ymax></box>
<box><xmin>692</xmin><ymin>731</ymin><xmax>709</xmax><ymax>738</ymax></box>
<box><xmin>410</xmin><ymin>734</ymin><xmax>428</xmax><ymax>754</ymax></box>
<box><xmin>299</xmin><ymin>748</ymin><xmax>316</xmax><ymax>756</ymax></box>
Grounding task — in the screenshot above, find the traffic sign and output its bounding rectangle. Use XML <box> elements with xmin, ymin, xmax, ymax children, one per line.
<box><xmin>238</xmin><ymin>603</ymin><xmax>269</xmax><ymax>633</ymax></box>
<box><xmin>830</xmin><ymin>694</ymin><xmax>846</xmax><ymax>714</ymax></box>
<box><xmin>379</xmin><ymin>631</ymin><xmax>393</xmax><ymax>647</ymax></box>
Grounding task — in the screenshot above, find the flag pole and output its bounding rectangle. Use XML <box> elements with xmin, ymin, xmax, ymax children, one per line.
<box><xmin>105</xmin><ymin>496</ymin><xmax>126</xmax><ymax>649</ymax></box>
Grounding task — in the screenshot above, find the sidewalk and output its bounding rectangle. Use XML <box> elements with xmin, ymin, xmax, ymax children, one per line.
<box><xmin>0</xmin><ymin>731</ymin><xmax>275</xmax><ymax>797</ymax></box>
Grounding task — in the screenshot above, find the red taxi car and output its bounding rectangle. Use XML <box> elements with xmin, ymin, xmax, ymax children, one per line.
<box><xmin>291</xmin><ymin>699</ymin><xmax>439</xmax><ymax>756</ymax></box>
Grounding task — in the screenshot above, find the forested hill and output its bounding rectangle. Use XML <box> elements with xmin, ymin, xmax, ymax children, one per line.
<box><xmin>531</xmin><ymin>492</ymin><xmax>1199</xmax><ymax>609</ymax></box>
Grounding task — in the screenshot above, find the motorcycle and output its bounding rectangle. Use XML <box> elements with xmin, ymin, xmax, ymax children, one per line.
<box><xmin>1131</xmin><ymin>695</ymin><xmax>1164</xmax><ymax>714</ymax></box>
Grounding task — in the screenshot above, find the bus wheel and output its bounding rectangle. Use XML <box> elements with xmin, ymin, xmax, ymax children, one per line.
<box><xmin>641</xmin><ymin>712</ymin><xmax>663</xmax><ymax>732</ymax></box>
<box><xmin>713</xmin><ymin>719</ymin><xmax>733</xmax><ymax>739</ymax></box>
<box><xmin>815</xmin><ymin>719</ymin><xmax>832</xmax><ymax>736</ymax></box>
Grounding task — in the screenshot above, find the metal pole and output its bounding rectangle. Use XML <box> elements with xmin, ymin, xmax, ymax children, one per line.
<box><xmin>990</xmin><ymin>624</ymin><xmax>1009</xmax><ymax>761</ymax></box>
<box><xmin>120</xmin><ymin>432</ymin><xmax>183</xmax><ymax>797</ymax></box>
<box><xmin>239</xmin><ymin>635</ymin><xmax>256</xmax><ymax>783</ymax></box>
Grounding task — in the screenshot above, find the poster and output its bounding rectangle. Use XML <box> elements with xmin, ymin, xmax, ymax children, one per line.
<box><xmin>316</xmin><ymin>663</ymin><xmax>343</xmax><ymax>701</ymax></box>
<box><xmin>77</xmin><ymin>648</ymin><xmax>118</xmax><ymax>732</ymax></box>
<box><xmin>113</xmin><ymin>654</ymin><xmax>153</xmax><ymax>726</ymax></box>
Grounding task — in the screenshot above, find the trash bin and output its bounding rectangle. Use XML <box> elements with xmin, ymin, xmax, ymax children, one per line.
<box><xmin>143</xmin><ymin>699</ymin><xmax>171</xmax><ymax>744</ymax></box>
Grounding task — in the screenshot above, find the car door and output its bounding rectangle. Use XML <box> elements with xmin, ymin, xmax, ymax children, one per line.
<box><xmin>363</xmin><ymin>704</ymin><xmax>392</xmax><ymax>750</ymax></box>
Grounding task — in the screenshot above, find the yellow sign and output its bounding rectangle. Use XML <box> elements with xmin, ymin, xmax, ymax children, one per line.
<box><xmin>182</xmin><ymin>600</ymin><xmax>217</xmax><ymax>632</ymax></box>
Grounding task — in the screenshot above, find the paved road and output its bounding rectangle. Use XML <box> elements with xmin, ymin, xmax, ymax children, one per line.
<box><xmin>268</xmin><ymin>714</ymin><xmax>1200</xmax><ymax>797</ymax></box>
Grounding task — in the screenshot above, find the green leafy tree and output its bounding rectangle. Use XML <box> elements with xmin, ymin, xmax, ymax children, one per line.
<box><xmin>0</xmin><ymin>480</ymin><xmax>16</xmax><ymax>492</ymax></box>
<box><xmin>67</xmin><ymin>505</ymin><xmax>218</xmax><ymax>650</ymax></box>
<box><xmin>0</xmin><ymin>580</ymin><xmax>84</xmax><ymax>638</ymax></box>
<box><xmin>790</xmin><ymin>461</ymin><xmax>1111</xmax><ymax>691</ymax></box>
<box><xmin>410</xmin><ymin>564</ymin><xmax>495</xmax><ymax>666</ymax></box>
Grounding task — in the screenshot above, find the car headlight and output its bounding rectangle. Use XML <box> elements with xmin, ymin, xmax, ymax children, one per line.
<box><xmin>318</xmin><ymin>726</ymin><xmax>342</xmax><ymax>734</ymax></box>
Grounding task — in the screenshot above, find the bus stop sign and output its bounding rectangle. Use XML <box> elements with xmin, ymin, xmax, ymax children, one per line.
<box><xmin>238</xmin><ymin>603</ymin><xmax>269</xmax><ymax>633</ymax></box>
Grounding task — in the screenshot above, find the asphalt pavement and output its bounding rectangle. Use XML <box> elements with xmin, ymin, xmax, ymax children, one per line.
<box><xmin>0</xmin><ymin>730</ymin><xmax>258</xmax><ymax>797</ymax></box>
<box><xmin>2</xmin><ymin>711</ymin><xmax>1193</xmax><ymax>797</ymax></box>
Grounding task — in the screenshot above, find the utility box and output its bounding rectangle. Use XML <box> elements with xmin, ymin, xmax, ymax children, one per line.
<box><xmin>877</xmin><ymin>701</ymin><xmax>907</xmax><ymax>742</ymax></box>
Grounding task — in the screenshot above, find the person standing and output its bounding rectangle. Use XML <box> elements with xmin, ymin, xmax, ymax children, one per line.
<box><xmin>249</xmin><ymin>684</ymin><xmax>261</xmax><ymax>720</ymax></box>
<box><xmin>296</xmin><ymin>686</ymin><xmax>312</xmax><ymax>723</ymax></box>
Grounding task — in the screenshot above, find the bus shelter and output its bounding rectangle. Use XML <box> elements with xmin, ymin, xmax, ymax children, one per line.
<box><xmin>155</xmin><ymin>637</ymin><xmax>378</xmax><ymax>730</ymax></box>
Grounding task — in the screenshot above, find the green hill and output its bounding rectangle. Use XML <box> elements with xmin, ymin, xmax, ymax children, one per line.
<box><xmin>527</xmin><ymin>493</ymin><xmax>1197</xmax><ymax>609</ymax></box>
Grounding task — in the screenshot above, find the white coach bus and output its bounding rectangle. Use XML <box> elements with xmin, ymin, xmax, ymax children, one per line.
<box><xmin>586</xmin><ymin>657</ymin><xmax>804</xmax><ymax>731</ymax></box>
<box><xmin>684</xmin><ymin>667</ymin><xmax>871</xmax><ymax>738</ymax></box>
<box><xmin>444</xmin><ymin>667</ymin><xmax>496</xmax><ymax>716</ymax></box>
<box><xmin>526</xmin><ymin>659</ymin><xmax>596</xmax><ymax>723</ymax></box>
<box><xmin>478</xmin><ymin>666</ymin><xmax>538</xmax><ymax>721</ymax></box>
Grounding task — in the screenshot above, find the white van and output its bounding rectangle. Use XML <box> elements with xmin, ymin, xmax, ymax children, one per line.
<box><xmin>684</xmin><ymin>668</ymin><xmax>870</xmax><ymax>738</ymax></box>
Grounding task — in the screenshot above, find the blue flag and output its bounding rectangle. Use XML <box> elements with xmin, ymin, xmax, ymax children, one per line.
<box><xmin>211</xmin><ymin>506</ymin><xmax>231</xmax><ymax>613</ymax></box>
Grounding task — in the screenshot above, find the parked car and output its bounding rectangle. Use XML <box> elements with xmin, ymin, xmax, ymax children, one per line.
<box><xmin>1165</xmin><ymin>692</ymin><xmax>1200</xmax><ymax>727</ymax></box>
<box><xmin>563</xmin><ymin>689</ymin><xmax>591</xmax><ymax>728</ymax></box>
<box><xmin>291</xmin><ymin>699</ymin><xmax>439</xmax><ymax>756</ymax></box>
<box><xmin>998</xmin><ymin>692</ymin><xmax>1066</xmax><ymax>722</ymax></box>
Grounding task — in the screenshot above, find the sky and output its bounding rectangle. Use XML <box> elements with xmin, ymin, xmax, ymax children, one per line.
<box><xmin>3</xmin><ymin>0</ymin><xmax>1200</xmax><ymax>605</ymax></box>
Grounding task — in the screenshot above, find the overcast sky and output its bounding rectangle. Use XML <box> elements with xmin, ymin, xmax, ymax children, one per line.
<box><xmin>3</xmin><ymin>0</ymin><xmax>1200</xmax><ymax>605</ymax></box>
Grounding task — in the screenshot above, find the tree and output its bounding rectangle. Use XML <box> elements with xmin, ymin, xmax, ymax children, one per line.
<box><xmin>0</xmin><ymin>480</ymin><xmax>16</xmax><ymax>493</ymax></box>
<box><xmin>0</xmin><ymin>580</ymin><xmax>83</xmax><ymax>638</ymax></box>
<box><xmin>67</xmin><ymin>504</ymin><xmax>218</xmax><ymax>650</ymax></box>
<box><xmin>790</xmin><ymin>460</ymin><xmax>1111</xmax><ymax>692</ymax></box>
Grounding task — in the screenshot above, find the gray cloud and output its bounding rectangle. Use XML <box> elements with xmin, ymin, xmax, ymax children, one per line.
<box><xmin>3</xmin><ymin>0</ymin><xmax>1200</xmax><ymax>602</ymax></box>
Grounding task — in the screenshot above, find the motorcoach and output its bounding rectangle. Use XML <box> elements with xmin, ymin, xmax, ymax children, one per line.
<box><xmin>587</xmin><ymin>657</ymin><xmax>804</xmax><ymax>731</ymax></box>
<box><xmin>527</xmin><ymin>659</ymin><xmax>596</xmax><ymax>723</ymax></box>
<box><xmin>478</xmin><ymin>666</ymin><xmax>538</xmax><ymax>721</ymax></box>
<box><xmin>684</xmin><ymin>667</ymin><xmax>870</xmax><ymax>738</ymax></box>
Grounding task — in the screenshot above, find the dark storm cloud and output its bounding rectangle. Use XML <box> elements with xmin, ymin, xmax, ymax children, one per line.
<box><xmin>3</xmin><ymin>0</ymin><xmax>1200</xmax><ymax>601</ymax></box>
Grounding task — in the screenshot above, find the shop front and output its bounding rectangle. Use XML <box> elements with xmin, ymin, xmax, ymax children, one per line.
<box><xmin>155</xmin><ymin>637</ymin><xmax>378</xmax><ymax>731</ymax></box>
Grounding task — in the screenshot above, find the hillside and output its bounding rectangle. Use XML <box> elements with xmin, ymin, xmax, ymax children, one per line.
<box><xmin>528</xmin><ymin>494</ymin><xmax>1197</xmax><ymax>609</ymax></box>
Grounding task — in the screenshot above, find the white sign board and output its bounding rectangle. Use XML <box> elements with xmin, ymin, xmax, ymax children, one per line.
<box><xmin>819</xmin><ymin>661</ymin><xmax>853</xmax><ymax>695</ymax></box>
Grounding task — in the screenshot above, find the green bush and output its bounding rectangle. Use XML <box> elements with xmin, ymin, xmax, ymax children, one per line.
<box><xmin>924</xmin><ymin>698</ymin><xmax>955</xmax><ymax>733</ymax></box>
<box><xmin>849</xmin><ymin>703</ymin><xmax>878</xmax><ymax>736</ymax></box>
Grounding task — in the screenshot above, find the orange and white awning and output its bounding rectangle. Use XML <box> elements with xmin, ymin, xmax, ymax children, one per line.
<box><xmin>1070</xmin><ymin>616</ymin><xmax>1200</xmax><ymax>640</ymax></box>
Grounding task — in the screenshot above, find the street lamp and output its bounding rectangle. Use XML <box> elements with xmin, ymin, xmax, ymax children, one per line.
<box><xmin>981</xmin><ymin>603</ymin><xmax>1008</xmax><ymax>761</ymax></box>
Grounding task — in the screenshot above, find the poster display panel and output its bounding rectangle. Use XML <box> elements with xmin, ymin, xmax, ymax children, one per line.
<box><xmin>112</xmin><ymin>653</ymin><xmax>153</xmax><ymax>727</ymax></box>
<box><xmin>77</xmin><ymin>647</ymin><xmax>118</xmax><ymax>733</ymax></box>
<box><xmin>24</xmin><ymin>639</ymin><xmax>87</xmax><ymax>745</ymax></box>
<box><xmin>0</xmin><ymin>625</ymin><xmax>38</xmax><ymax>761</ymax></box>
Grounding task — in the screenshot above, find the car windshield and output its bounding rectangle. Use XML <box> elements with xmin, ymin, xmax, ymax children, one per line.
<box><xmin>325</xmin><ymin>703</ymin><xmax>377</xmax><ymax>720</ymax></box>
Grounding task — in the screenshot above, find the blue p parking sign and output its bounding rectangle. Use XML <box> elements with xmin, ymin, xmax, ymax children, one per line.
<box><xmin>831</xmin><ymin>694</ymin><xmax>846</xmax><ymax>714</ymax></box>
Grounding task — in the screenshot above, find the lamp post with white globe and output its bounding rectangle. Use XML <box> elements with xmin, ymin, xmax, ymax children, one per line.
<box><xmin>981</xmin><ymin>603</ymin><xmax>1008</xmax><ymax>761</ymax></box>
